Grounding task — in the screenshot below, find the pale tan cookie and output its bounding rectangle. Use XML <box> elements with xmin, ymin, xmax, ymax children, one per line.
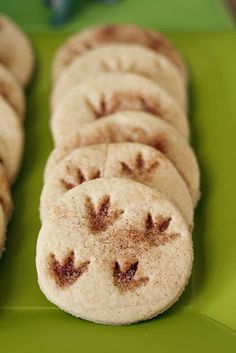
<box><xmin>51</xmin><ymin>73</ymin><xmax>189</xmax><ymax>146</ymax></box>
<box><xmin>0</xmin><ymin>163</ymin><xmax>13</xmax><ymax>221</ymax></box>
<box><xmin>52</xmin><ymin>44</ymin><xmax>186</xmax><ymax>111</ymax></box>
<box><xmin>0</xmin><ymin>96</ymin><xmax>24</xmax><ymax>183</ymax></box>
<box><xmin>0</xmin><ymin>15</ymin><xmax>34</xmax><ymax>86</ymax></box>
<box><xmin>45</xmin><ymin>111</ymin><xmax>200</xmax><ymax>206</ymax></box>
<box><xmin>40</xmin><ymin>143</ymin><xmax>193</xmax><ymax>226</ymax></box>
<box><xmin>0</xmin><ymin>202</ymin><xmax>6</xmax><ymax>256</ymax></box>
<box><xmin>0</xmin><ymin>64</ymin><xmax>25</xmax><ymax>120</ymax></box>
<box><xmin>52</xmin><ymin>24</ymin><xmax>186</xmax><ymax>82</ymax></box>
<box><xmin>36</xmin><ymin>178</ymin><xmax>193</xmax><ymax>325</ymax></box>
<box><xmin>40</xmin><ymin>144</ymin><xmax>107</xmax><ymax>221</ymax></box>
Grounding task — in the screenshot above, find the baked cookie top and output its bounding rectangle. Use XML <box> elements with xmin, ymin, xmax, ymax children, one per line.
<box><xmin>52</xmin><ymin>24</ymin><xmax>186</xmax><ymax>82</ymax></box>
<box><xmin>40</xmin><ymin>143</ymin><xmax>193</xmax><ymax>226</ymax></box>
<box><xmin>0</xmin><ymin>15</ymin><xmax>34</xmax><ymax>86</ymax></box>
<box><xmin>51</xmin><ymin>73</ymin><xmax>189</xmax><ymax>145</ymax></box>
<box><xmin>36</xmin><ymin>177</ymin><xmax>193</xmax><ymax>325</ymax></box>
<box><xmin>0</xmin><ymin>95</ymin><xmax>24</xmax><ymax>183</ymax></box>
<box><xmin>0</xmin><ymin>64</ymin><xmax>25</xmax><ymax>119</ymax></box>
<box><xmin>46</xmin><ymin>111</ymin><xmax>199</xmax><ymax>205</ymax></box>
<box><xmin>52</xmin><ymin>44</ymin><xmax>186</xmax><ymax>111</ymax></box>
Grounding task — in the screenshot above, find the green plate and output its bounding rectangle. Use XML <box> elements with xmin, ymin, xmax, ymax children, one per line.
<box><xmin>0</xmin><ymin>30</ymin><xmax>236</xmax><ymax>352</ymax></box>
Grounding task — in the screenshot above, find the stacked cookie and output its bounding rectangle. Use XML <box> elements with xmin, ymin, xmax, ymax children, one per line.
<box><xmin>37</xmin><ymin>24</ymin><xmax>200</xmax><ymax>325</ymax></box>
<box><xmin>0</xmin><ymin>15</ymin><xmax>34</xmax><ymax>256</ymax></box>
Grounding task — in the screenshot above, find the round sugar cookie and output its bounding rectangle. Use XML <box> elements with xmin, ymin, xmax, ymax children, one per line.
<box><xmin>52</xmin><ymin>24</ymin><xmax>186</xmax><ymax>82</ymax></box>
<box><xmin>0</xmin><ymin>64</ymin><xmax>25</xmax><ymax>120</ymax></box>
<box><xmin>36</xmin><ymin>178</ymin><xmax>193</xmax><ymax>325</ymax></box>
<box><xmin>0</xmin><ymin>15</ymin><xmax>34</xmax><ymax>86</ymax></box>
<box><xmin>52</xmin><ymin>44</ymin><xmax>186</xmax><ymax>111</ymax></box>
<box><xmin>45</xmin><ymin>111</ymin><xmax>200</xmax><ymax>206</ymax></box>
<box><xmin>40</xmin><ymin>143</ymin><xmax>193</xmax><ymax>226</ymax></box>
<box><xmin>0</xmin><ymin>96</ymin><xmax>24</xmax><ymax>183</ymax></box>
<box><xmin>51</xmin><ymin>73</ymin><xmax>189</xmax><ymax>145</ymax></box>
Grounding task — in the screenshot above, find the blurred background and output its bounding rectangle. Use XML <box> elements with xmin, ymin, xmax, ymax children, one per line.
<box><xmin>0</xmin><ymin>0</ymin><xmax>235</xmax><ymax>31</ymax></box>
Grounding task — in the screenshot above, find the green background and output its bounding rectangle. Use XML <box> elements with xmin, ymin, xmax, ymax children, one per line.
<box><xmin>0</xmin><ymin>0</ymin><xmax>236</xmax><ymax>352</ymax></box>
<box><xmin>0</xmin><ymin>0</ymin><xmax>235</xmax><ymax>31</ymax></box>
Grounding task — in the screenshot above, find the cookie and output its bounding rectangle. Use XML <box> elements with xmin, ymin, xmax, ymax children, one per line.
<box><xmin>0</xmin><ymin>201</ymin><xmax>6</xmax><ymax>256</ymax></box>
<box><xmin>40</xmin><ymin>143</ymin><xmax>193</xmax><ymax>226</ymax></box>
<box><xmin>51</xmin><ymin>73</ymin><xmax>189</xmax><ymax>146</ymax></box>
<box><xmin>0</xmin><ymin>96</ymin><xmax>24</xmax><ymax>183</ymax></box>
<box><xmin>36</xmin><ymin>177</ymin><xmax>193</xmax><ymax>325</ymax></box>
<box><xmin>52</xmin><ymin>24</ymin><xmax>186</xmax><ymax>82</ymax></box>
<box><xmin>40</xmin><ymin>144</ymin><xmax>107</xmax><ymax>221</ymax></box>
<box><xmin>0</xmin><ymin>15</ymin><xmax>34</xmax><ymax>86</ymax></box>
<box><xmin>0</xmin><ymin>162</ymin><xmax>13</xmax><ymax>221</ymax></box>
<box><xmin>0</xmin><ymin>64</ymin><xmax>25</xmax><ymax>120</ymax></box>
<box><xmin>45</xmin><ymin>111</ymin><xmax>200</xmax><ymax>206</ymax></box>
<box><xmin>51</xmin><ymin>44</ymin><xmax>186</xmax><ymax>111</ymax></box>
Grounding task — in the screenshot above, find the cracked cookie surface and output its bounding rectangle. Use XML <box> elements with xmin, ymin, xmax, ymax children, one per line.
<box><xmin>45</xmin><ymin>112</ymin><xmax>200</xmax><ymax>205</ymax></box>
<box><xmin>40</xmin><ymin>143</ymin><xmax>193</xmax><ymax>225</ymax></box>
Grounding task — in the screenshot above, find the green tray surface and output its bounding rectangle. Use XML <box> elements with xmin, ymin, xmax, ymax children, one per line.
<box><xmin>0</xmin><ymin>30</ymin><xmax>236</xmax><ymax>352</ymax></box>
<box><xmin>0</xmin><ymin>0</ymin><xmax>234</xmax><ymax>31</ymax></box>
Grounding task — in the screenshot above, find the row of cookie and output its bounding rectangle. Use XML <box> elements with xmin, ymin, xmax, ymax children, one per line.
<box><xmin>45</xmin><ymin>24</ymin><xmax>199</xmax><ymax>208</ymax></box>
<box><xmin>0</xmin><ymin>15</ymin><xmax>34</xmax><ymax>255</ymax></box>
<box><xmin>39</xmin><ymin>24</ymin><xmax>199</xmax><ymax>220</ymax></box>
<box><xmin>49</xmin><ymin>24</ymin><xmax>189</xmax><ymax>146</ymax></box>
<box><xmin>37</xmin><ymin>25</ymin><xmax>200</xmax><ymax>325</ymax></box>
